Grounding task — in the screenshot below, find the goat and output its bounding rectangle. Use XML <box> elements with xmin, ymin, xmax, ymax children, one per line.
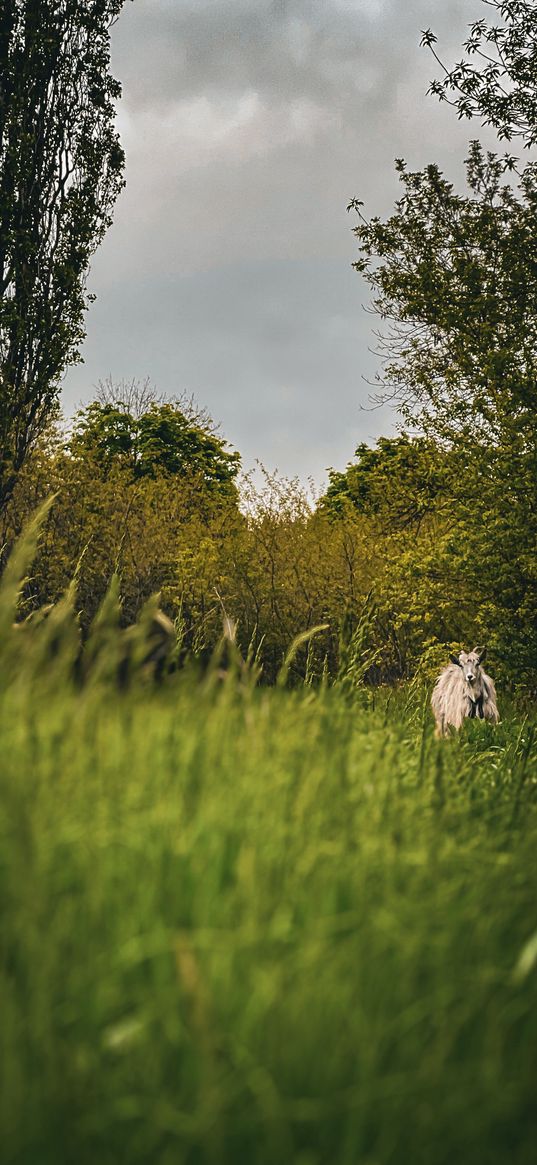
<box><xmin>431</xmin><ymin>646</ymin><xmax>499</xmax><ymax>737</ymax></box>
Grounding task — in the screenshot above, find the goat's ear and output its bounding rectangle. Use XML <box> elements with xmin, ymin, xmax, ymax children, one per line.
<box><xmin>449</xmin><ymin>654</ymin><xmax>461</xmax><ymax>667</ymax></box>
<box><xmin>474</xmin><ymin>645</ymin><xmax>487</xmax><ymax>663</ymax></box>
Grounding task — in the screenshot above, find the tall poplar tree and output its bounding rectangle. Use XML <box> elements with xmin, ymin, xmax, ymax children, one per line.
<box><xmin>0</xmin><ymin>0</ymin><xmax>128</xmax><ymax>509</ymax></box>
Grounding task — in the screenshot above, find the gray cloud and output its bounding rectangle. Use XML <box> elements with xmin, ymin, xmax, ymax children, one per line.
<box><xmin>116</xmin><ymin>0</ymin><xmax>410</xmax><ymax>109</ymax></box>
<box><xmin>63</xmin><ymin>0</ymin><xmax>492</xmax><ymax>482</ymax></box>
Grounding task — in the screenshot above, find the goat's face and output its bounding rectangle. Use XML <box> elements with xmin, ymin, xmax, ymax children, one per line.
<box><xmin>450</xmin><ymin>646</ymin><xmax>487</xmax><ymax>687</ymax></box>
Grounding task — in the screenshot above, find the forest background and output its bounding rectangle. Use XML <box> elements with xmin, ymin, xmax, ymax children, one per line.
<box><xmin>1</xmin><ymin>0</ymin><xmax>537</xmax><ymax>692</ymax></box>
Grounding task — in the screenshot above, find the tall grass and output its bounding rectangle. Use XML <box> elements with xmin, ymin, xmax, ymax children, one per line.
<box><xmin>0</xmin><ymin>517</ymin><xmax>536</xmax><ymax>1164</ymax></box>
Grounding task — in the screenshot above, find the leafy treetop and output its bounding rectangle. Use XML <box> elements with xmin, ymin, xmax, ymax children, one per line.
<box><xmin>322</xmin><ymin>435</ymin><xmax>449</xmax><ymax>529</ymax></box>
<box><xmin>422</xmin><ymin>0</ymin><xmax>537</xmax><ymax>147</ymax></box>
<box><xmin>349</xmin><ymin>141</ymin><xmax>537</xmax><ymax>449</ymax></box>
<box><xmin>71</xmin><ymin>400</ymin><xmax>241</xmax><ymax>496</ymax></box>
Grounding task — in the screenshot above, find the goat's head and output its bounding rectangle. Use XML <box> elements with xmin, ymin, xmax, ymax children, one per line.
<box><xmin>449</xmin><ymin>646</ymin><xmax>486</xmax><ymax>687</ymax></box>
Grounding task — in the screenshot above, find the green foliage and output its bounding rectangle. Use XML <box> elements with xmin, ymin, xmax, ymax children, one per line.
<box><xmin>352</xmin><ymin>143</ymin><xmax>537</xmax><ymax>447</ymax></box>
<box><xmin>323</xmin><ymin>435</ymin><xmax>450</xmax><ymax>526</ymax></box>
<box><xmin>0</xmin><ymin>497</ymin><xmax>53</xmax><ymax>648</ymax></box>
<box><xmin>3</xmin><ymin>429</ymin><xmax>528</xmax><ymax>688</ymax></box>
<box><xmin>71</xmin><ymin>399</ymin><xmax>241</xmax><ymax>493</ymax></box>
<box><xmin>423</xmin><ymin>1</ymin><xmax>537</xmax><ymax>147</ymax></box>
<box><xmin>348</xmin><ymin>143</ymin><xmax>537</xmax><ymax>689</ymax></box>
<box><xmin>0</xmin><ymin>395</ymin><xmax>243</xmax><ymax>643</ymax></box>
<box><xmin>0</xmin><ymin>624</ymin><xmax>536</xmax><ymax>1161</ymax></box>
<box><xmin>0</xmin><ymin>0</ymin><xmax>129</xmax><ymax>508</ymax></box>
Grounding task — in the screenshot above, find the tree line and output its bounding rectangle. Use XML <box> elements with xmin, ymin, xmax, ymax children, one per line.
<box><xmin>2</xmin><ymin>379</ymin><xmax>534</xmax><ymax>690</ymax></box>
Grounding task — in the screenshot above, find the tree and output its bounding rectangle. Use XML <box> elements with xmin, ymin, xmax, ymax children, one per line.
<box><xmin>322</xmin><ymin>435</ymin><xmax>450</xmax><ymax>528</ymax></box>
<box><xmin>0</xmin><ymin>0</ymin><xmax>129</xmax><ymax>510</ymax></box>
<box><xmin>350</xmin><ymin>142</ymin><xmax>537</xmax><ymax>448</ymax></box>
<box><xmin>71</xmin><ymin>398</ymin><xmax>241</xmax><ymax>497</ymax></box>
<box><xmin>349</xmin><ymin>143</ymin><xmax>537</xmax><ymax>686</ymax></box>
<box><xmin>422</xmin><ymin>1</ymin><xmax>537</xmax><ymax>147</ymax></box>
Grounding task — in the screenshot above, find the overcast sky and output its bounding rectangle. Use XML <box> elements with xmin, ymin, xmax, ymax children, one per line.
<box><xmin>62</xmin><ymin>0</ymin><xmax>490</xmax><ymax>484</ymax></box>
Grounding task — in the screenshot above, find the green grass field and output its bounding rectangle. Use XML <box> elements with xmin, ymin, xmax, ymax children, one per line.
<box><xmin>1</xmin><ymin>670</ymin><xmax>536</xmax><ymax>1165</ymax></box>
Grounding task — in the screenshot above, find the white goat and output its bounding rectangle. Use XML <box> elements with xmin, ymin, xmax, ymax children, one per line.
<box><xmin>431</xmin><ymin>647</ymin><xmax>500</xmax><ymax>737</ymax></box>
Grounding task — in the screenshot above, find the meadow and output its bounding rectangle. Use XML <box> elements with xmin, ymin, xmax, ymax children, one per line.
<box><xmin>1</xmin><ymin>662</ymin><xmax>536</xmax><ymax>1165</ymax></box>
<box><xmin>2</xmin><ymin>3</ymin><xmax>537</xmax><ymax>1161</ymax></box>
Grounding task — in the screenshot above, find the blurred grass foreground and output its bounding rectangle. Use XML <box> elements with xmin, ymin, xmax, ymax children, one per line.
<box><xmin>0</xmin><ymin>512</ymin><xmax>536</xmax><ymax>1165</ymax></box>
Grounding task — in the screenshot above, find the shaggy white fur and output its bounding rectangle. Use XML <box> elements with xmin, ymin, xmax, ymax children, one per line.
<box><xmin>431</xmin><ymin>648</ymin><xmax>499</xmax><ymax>737</ymax></box>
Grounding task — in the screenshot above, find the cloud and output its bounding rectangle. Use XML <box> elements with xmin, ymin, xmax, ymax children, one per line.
<box><xmin>119</xmin><ymin>88</ymin><xmax>337</xmax><ymax>176</ymax></box>
<box><xmin>63</xmin><ymin>0</ymin><xmax>493</xmax><ymax>483</ymax></box>
<box><xmin>114</xmin><ymin>0</ymin><xmax>404</xmax><ymax>112</ymax></box>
